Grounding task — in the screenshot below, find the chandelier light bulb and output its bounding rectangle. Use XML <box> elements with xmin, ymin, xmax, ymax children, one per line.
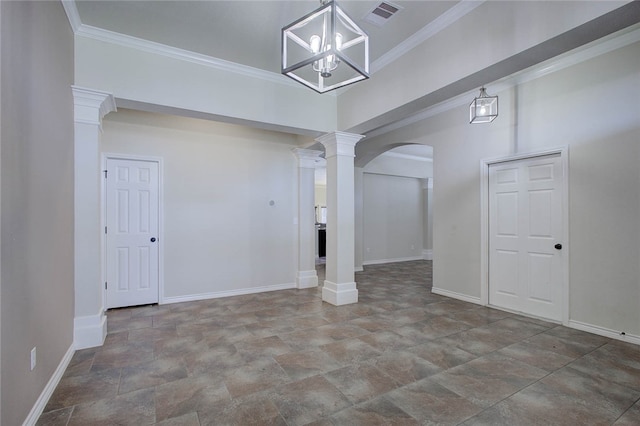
<box><xmin>310</xmin><ymin>35</ymin><xmax>321</xmax><ymax>54</ymax></box>
<box><xmin>335</xmin><ymin>33</ymin><xmax>343</xmax><ymax>50</ymax></box>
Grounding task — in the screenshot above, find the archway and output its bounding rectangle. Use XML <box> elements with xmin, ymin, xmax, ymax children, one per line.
<box><xmin>354</xmin><ymin>142</ymin><xmax>434</xmax><ymax>275</ymax></box>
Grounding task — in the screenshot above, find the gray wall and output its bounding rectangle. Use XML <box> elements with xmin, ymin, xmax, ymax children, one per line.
<box><xmin>101</xmin><ymin>110</ymin><xmax>300</xmax><ymax>301</ymax></box>
<box><xmin>354</xmin><ymin>153</ymin><xmax>432</xmax><ymax>267</ymax></box>
<box><xmin>362</xmin><ymin>173</ymin><xmax>424</xmax><ymax>264</ymax></box>
<box><xmin>365</xmin><ymin>40</ymin><xmax>640</xmax><ymax>337</ymax></box>
<box><xmin>1</xmin><ymin>1</ymin><xmax>75</xmax><ymax>424</ymax></box>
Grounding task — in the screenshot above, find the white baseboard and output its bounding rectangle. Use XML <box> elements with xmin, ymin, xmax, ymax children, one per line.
<box><xmin>354</xmin><ymin>266</ymin><xmax>364</xmax><ymax>272</ymax></box>
<box><xmin>363</xmin><ymin>256</ymin><xmax>424</xmax><ymax>266</ymax></box>
<box><xmin>422</xmin><ymin>249</ymin><xmax>433</xmax><ymax>260</ymax></box>
<box><xmin>296</xmin><ymin>270</ymin><xmax>318</xmax><ymax>289</ymax></box>
<box><xmin>432</xmin><ymin>287</ymin><xmax>482</xmax><ymax>305</ymax></box>
<box><xmin>162</xmin><ymin>282</ymin><xmax>296</xmax><ymax>305</ymax></box>
<box><xmin>22</xmin><ymin>344</ymin><xmax>75</xmax><ymax>426</ymax></box>
<box><xmin>568</xmin><ymin>320</ymin><xmax>640</xmax><ymax>346</ymax></box>
<box><xmin>322</xmin><ymin>280</ymin><xmax>358</xmax><ymax>306</ymax></box>
<box><xmin>74</xmin><ymin>312</ymin><xmax>107</xmax><ymax>350</ymax></box>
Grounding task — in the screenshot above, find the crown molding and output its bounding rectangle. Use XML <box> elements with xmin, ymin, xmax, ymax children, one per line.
<box><xmin>63</xmin><ymin>0</ymin><xmax>478</xmax><ymax>95</ymax></box>
<box><xmin>72</xmin><ymin>86</ymin><xmax>117</xmax><ymax>131</ymax></box>
<box><xmin>370</xmin><ymin>0</ymin><xmax>485</xmax><ymax>74</ymax></box>
<box><xmin>367</xmin><ymin>24</ymin><xmax>640</xmax><ymax>140</ymax></box>
<box><xmin>63</xmin><ymin>0</ymin><xmax>296</xmax><ymax>88</ymax></box>
<box><xmin>75</xmin><ymin>24</ymin><xmax>300</xmax><ymax>88</ymax></box>
<box><xmin>61</xmin><ymin>0</ymin><xmax>82</xmax><ymax>33</ymax></box>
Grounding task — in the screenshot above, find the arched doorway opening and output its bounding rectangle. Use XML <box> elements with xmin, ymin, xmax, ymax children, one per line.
<box><xmin>355</xmin><ymin>143</ymin><xmax>433</xmax><ymax>274</ymax></box>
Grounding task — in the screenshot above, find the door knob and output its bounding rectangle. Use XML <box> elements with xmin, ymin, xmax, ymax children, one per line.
<box><xmin>150</xmin><ymin>237</ymin><xmax>156</xmax><ymax>243</ymax></box>
<box><xmin>554</xmin><ymin>243</ymin><xmax>562</xmax><ymax>250</ymax></box>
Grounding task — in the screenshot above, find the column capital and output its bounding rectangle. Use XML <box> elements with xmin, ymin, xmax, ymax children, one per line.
<box><xmin>420</xmin><ymin>178</ymin><xmax>433</xmax><ymax>190</ymax></box>
<box><xmin>292</xmin><ymin>148</ymin><xmax>324</xmax><ymax>169</ymax></box>
<box><xmin>316</xmin><ymin>132</ymin><xmax>364</xmax><ymax>158</ymax></box>
<box><xmin>72</xmin><ymin>86</ymin><xmax>117</xmax><ymax>127</ymax></box>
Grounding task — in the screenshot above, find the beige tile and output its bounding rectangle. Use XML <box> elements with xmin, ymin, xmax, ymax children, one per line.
<box><xmin>614</xmin><ymin>400</ymin><xmax>640</xmax><ymax>425</ymax></box>
<box><xmin>67</xmin><ymin>388</ymin><xmax>155</xmax><ymax>426</ymax></box>
<box><xmin>44</xmin><ymin>368</ymin><xmax>121</xmax><ymax>411</ymax></box>
<box><xmin>499</xmin><ymin>366</ymin><xmax>639</xmax><ymax>425</ymax></box>
<box><xmin>275</xmin><ymin>349</ymin><xmax>343</xmax><ymax>381</ymax></box>
<box><xmin>430</xmin><ymin>352</ymin><xmax>548</xmax><ymax>408</ymax></box>
<box><xmin>408</xmin><ymin>340</ymin><xmax>477</xmax><ymax>370</ymax></box>
<box><xmin>118</xmin><ymin>357</ymin><xmax>188</xmax><ymax>394</ymax></box>
<box><xmin>271</xmin><ymin>375</ymin><xmax>352</xmax><ymax>425</ymax></box>
<box><xmin>197</xmin><ymin>391</ymin><xmax>286</xmax><ymax>426</ymax></box>
<box><xmin>324</xmin><ymin>364</ymin><xmax>401</xmax><ymax>404</ymax></box>
<box><xmin>319</xmin><ymin>338</ymin><xmax>381</xmax><ymax>364</ymax></box>
<box><xmin>37</xmin><ymin>260</ymin><xmax>640</xmax><ymax>426</ymax></box>
<box><xmin>385</xmin><ymin>378</ymin><xmax>483</xmax><ymax>424</ymax></box>
<box><xmin>35</xmin><ymin>407</ymin><xmax>73</xmax><ymax>426</ymax></box>
<box><xmin>223</xmin><ymin>357</ymin><xmax>290</xmax><ymax>398</ymax></box>
<box><xmin>329</xmin><ymin>397</ymin><xmax>419</xmax><ymax>425</ymax></box>
<box><xmin>154</xmin><ymin>412</ymin><xmax>200</xmax><ymax>426</ymax></box>
<box><xmin>365</xmin><ymin>350</ymin><xmax>442</xmax><ymax>385</ymax></box>
<box><xmin>155</xmin><ymin>374</ymin><xmax>230</xmax><ymax>421</ymax></box>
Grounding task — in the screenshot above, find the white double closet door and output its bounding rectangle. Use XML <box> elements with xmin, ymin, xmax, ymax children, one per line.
<box><xmin>489</xmin><ymin>153</ymin><xmax>565</xmax><ymax>322</ymax></box>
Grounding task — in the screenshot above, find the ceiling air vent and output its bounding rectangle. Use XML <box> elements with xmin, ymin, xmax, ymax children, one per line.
<box><xmin>363</xmin><ymin>1</ymin><xmax>402</xmax><ymax>27</ymax></box>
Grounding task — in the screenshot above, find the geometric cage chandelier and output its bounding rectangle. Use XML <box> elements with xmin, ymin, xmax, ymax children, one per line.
<box><xmin>282</xmin><ymin>0</ymin><xmax>369</xmax><ymax>93</ymax></box>
<box><xmin>469</xmin><ymin>86</ymin><xmax>498</xmax><ymax>123</ymax></box>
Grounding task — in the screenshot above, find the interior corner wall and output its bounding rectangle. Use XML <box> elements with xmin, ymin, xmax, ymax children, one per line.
<box><xmin>1</xmin><ymin>1</ymin><xmax>75</xmax><ymax>424</ymax></box>
<box><xmin>101</xmin><ymin>110</ymin><xmax>299</xmax><ymax>301</ymax></box>
<box><xmin>373</xmin><ymin>40</ymin><xmax>640</xmax><ymax>337</ymax></box>
<box><xmin>362</xmin><ymin>173</ymin><xmax>424</xmax><ymax>264</ymax></box>
<box><xmin>423</xmin><ymin>182</ymin><xmax>433</xmax><ymax>256</ymax></box>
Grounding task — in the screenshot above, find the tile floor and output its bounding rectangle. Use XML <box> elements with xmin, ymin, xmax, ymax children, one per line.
<box><xmin>38</xmin><ymin>261</ymin><xmax>640</xmax><ymax>425</ymax></box>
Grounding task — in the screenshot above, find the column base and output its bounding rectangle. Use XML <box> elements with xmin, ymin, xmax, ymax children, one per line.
<box><xmin>296</xmin><ymin>270</ymin><xmax>319</xmax><ymax>289</ymax></box>
<box><xmin>322</xmin><ymin>280</ymin><xmax>358</xmax><ymax>306</ymax></box>
<box><xmin>74</xmin><ymin>311</ymin><xmax>107</xmax><ymax>349</ymax></box>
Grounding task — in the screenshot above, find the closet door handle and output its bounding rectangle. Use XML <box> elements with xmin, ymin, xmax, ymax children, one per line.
<box><xmin>554</xmin><ymin>243</ymin><xmax>562</xmax><ymax>250</ymax></box>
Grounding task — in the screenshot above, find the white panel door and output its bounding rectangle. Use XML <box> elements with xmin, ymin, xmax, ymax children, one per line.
<box><xmin>106</xmin><ymin>158</ymin><xmax>159</xmax><ymax>309</ymax></box>
<box><xmin>489</xmin><ymin>154</ymin><xmax>564</xmax><ymax>321</ymax></box>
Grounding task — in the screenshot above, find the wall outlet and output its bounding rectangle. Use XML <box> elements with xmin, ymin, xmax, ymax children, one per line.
<box><xmin>30</xmin><ymin>347</ymin><xmax>37</xmax><ymax>371</ymax></box>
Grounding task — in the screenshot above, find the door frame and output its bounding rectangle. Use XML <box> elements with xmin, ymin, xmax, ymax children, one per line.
<box><xmin>480</xmin><ymin>147</ymin><xmax>569</xmax><ymax>325</ymax></box>
<box><xmin>101</xmin><ymin>153</ymin><xmax>165</xmax><ymax>307</ymax></box>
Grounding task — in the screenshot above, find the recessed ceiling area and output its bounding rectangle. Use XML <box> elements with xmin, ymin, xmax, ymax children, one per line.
<box><xmin>69</xmin><ymin>0</ymin><xmax>640</xmax><ymax>144</ymax></box>
<box><xmin>74</xmin><ymin>0</ymin><xmax>459</xmax><ymax>74</ymax></box>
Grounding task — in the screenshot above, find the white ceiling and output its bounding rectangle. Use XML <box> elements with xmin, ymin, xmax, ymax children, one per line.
<box><xmin>74</xmin><ymin>1</ymin><xmax>463</xmax><ymax>74</ymax></box>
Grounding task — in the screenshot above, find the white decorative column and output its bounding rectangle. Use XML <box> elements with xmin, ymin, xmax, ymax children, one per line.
<box><xmin>72</xmin><ymin>86</ymin><xmax>116</xmax><ymax>349</ymax></box>
<box><xmin>292</xmin><ymin>148</ymin><xmax>323</xmax><ymax>289</ymax></box>
<box><xmin>317</xmin><ymin>132</ymin><xmax>364</xmax><ymax>305</ymax></box>
<box><xmin>354</xmin><ymin>167</ymin><xmax>365</xmax><ymax>272</ymax></box>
